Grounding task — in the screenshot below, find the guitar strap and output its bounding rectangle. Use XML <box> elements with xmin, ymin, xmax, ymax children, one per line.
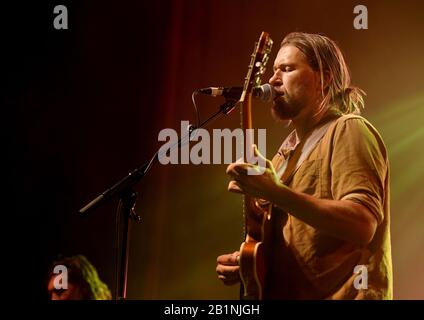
<box><xmin>278</xmin><ymin>115</ymin><xmax>338</xmax><ymax>185</ymax></box>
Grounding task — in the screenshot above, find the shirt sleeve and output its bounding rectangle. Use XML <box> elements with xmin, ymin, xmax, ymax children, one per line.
<box><xmin>330</xmin><ymin>117</ymin><xmax>388</xmax><ymax>225</ymax></box>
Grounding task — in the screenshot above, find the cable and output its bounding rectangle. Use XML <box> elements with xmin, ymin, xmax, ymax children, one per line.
<box><xmin>142</xmin><ymin>90</ymin><xmax>201</xmax><ymax>176</ymax></box>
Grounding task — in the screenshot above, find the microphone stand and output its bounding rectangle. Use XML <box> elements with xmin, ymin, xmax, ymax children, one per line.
<box><xmin>78</xmin><ymin>97</ymin><xmax>239</xmax><ymax>300</ymax></box>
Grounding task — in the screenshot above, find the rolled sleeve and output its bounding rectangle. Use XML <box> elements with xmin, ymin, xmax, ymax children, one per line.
<box><xmin>331</xmin><ymin>117</ymin><xmax>388</xmax><ymax>225</ymax></box>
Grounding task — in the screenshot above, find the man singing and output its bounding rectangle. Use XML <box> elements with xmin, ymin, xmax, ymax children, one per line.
<box><xmin>216</xmin><ymin>32</ymin><xmax>392</xmax><ymax>299</ymax></box>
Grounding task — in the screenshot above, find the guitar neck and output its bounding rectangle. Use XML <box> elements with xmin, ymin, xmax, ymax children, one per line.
<box><xmin>237</xmin><ymin>31</ymin><xmax>273</xmax><ymax>300</ymax></box>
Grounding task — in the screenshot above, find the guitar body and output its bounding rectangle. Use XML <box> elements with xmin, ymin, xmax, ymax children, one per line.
<box><xmin>239</xmin><ymin>197</ymin><xmax>267</xmax><ymax>300</ymax></box>
<box><xmin>236</xmin><ymin>31</ymin><xmax>282</xmax><ymax>300</ymax></box>
<box><xmin>239</xmin><ymin>199</ymin><xmax>288</xmax><ymax>299</ymax></box>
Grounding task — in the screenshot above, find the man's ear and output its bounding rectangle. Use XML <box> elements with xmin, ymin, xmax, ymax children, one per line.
<box><xmin>315</xmin><ymin>70</ymin><xmax>332</xmax><ymax>93</ymax></box>
<box><xmin>323</xmin><ymin>70</ymin><xmax>332</xmax><ymax>89</ymax></box>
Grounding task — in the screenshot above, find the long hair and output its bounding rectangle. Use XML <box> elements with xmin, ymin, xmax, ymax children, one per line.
<box><xmin>48</xmin><ymin>255</ymin><xmax>111</xmax><ymax>300</ymax></box>
<box><xmin>281</xmin><ymin>32</ymin><xmax>365</xmax><ymax>115</ymax></box>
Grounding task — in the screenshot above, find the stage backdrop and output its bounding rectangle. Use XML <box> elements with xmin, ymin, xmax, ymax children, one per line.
<box><xmin>6</xmin><ymin>0</ymin><xmax>423</xmax><ymax>299</ymax></box>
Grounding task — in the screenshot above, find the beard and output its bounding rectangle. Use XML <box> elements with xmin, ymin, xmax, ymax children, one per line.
<box><xmin>271</xmin><ymin>94</ymin><xmax>303</xmax><ymax>122</ymax></box>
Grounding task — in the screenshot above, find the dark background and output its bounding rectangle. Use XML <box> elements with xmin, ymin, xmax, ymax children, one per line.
<box><xmin>4</xmin><ymin>0</ymin><xmax>424</xmax><ymax>299</ymax></box>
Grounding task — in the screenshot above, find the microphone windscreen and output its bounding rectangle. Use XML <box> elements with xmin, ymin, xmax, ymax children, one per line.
<box><xmin>256</xmin><ymin>84</ymin><xmax>275</xmax><ymax>102</ymax></box>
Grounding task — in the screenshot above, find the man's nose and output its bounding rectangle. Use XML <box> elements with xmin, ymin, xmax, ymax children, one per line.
<box><xmin>269</xmin><ymin>70</ymin><xmax>282</xmax><ymax>86</ymax></box>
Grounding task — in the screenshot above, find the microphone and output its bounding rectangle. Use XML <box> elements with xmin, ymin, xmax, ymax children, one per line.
<box><xmin>196</xmin><ymin>84</ymin><xmax>275</xmax><ymax>102</ymax></box>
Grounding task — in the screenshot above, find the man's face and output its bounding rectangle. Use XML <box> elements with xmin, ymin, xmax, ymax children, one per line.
<box><xmin>47</xmin><ymin>275</ymin><xmax>84</xmax><ymax>300</ymax></box>
<box><xmin>269</xmin><ymin>45</ymin><xmax>321</xmax><ymax>121</ymax></box>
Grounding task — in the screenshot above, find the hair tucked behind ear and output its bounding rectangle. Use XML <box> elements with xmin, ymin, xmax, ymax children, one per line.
<box><xmin>281</xmin><ymin>32</ymin><xmax>366</xmax><ymax>115</ymax></box>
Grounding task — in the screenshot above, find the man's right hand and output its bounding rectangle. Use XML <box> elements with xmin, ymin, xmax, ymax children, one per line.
<box><xmin>216</xmin><ymin>251</ymin><xmax>240</xmax><ymax>286</ymax></box>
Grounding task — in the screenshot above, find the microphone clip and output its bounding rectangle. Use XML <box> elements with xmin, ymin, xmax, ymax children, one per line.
<box><xmin>220</xmin><ymin>99</ymin><xmax>238</xmax><ymax>115</ymax></box>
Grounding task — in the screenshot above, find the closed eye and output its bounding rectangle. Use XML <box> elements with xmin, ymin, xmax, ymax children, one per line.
<box><xmin>273</xmin><ymin>64</ymin><xmax>294</xmax><ymax>72</ymax></box>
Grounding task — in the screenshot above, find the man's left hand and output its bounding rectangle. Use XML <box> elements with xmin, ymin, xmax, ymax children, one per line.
<box><xmin>226</xmin><ymin>145</ymin><xmax>283</xmax><ymax>199</ymax></box>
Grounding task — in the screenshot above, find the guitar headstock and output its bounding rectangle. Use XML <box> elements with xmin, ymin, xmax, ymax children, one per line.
<box><xmin>240</xmin><ymin>32</ymin><xmax>273</xmax><ymax>102</ymax></box>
